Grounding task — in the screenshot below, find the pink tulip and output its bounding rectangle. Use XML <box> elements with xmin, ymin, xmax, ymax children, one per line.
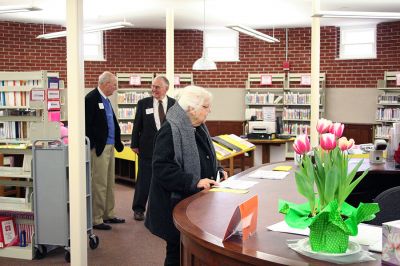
<box><xmin>293</xmin><ymin>135</ymin><xmax>311</xmax><ymax>155</ymax></box>
<box><xmin>320</xmin><ymin>133</ymin><xmax>336</xmax><ymax>151</ymax></box>
<box><xmin>330</xmin><ymin>122</ymin><xmax>344</xmax><ymax>138</ymax></box>
<box><xmin>338</xmin><ymin>137</ymin><xmax>354</xmax><ymax>151</ymax></box>
<box><xmin>316</xmin><ymin>118</ymin><xmax>332</xmax><ymax>134</ymax></box>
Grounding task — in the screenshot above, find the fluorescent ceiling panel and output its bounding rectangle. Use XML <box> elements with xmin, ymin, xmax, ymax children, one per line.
<box><xmin>226</xmin><ymin>25</ymin><xmax>279</xmax><ymax>43</ymax></box>
<box><xmin>0</xmin><ymin>6</ymin><xmax>41</xmax><ymax>14</ymax></box>
<box><xmin>313</xmin><ymin>11</ymin><xmax>400</xmax><ymax>19</ymax></box>
<box><xmin>37</xmin><ymin>21</ymin><xmax>134</xmax><ymax>39</ymax></box>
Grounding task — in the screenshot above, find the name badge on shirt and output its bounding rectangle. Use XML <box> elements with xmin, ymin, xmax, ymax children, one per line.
<box><xmin>146</xmin><ymin>108</ymin><xmax>154</xmax><ymax>115</ymax></box>
<box><xmin>98</xmin><ymin>103</ymin><xmax>104</xmax><ymax>109</ymax></box>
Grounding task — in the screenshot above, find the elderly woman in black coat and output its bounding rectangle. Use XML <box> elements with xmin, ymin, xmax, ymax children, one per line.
<box><xmin>145</xmin><ymin>85</ymin><xmax>227</xmax><ymax>266</ymax></box>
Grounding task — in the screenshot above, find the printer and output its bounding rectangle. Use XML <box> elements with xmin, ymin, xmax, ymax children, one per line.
<box><xmin>247</xmin><ymin>121</ymin><xmax>276</xmax><ymax>140</ymax></box>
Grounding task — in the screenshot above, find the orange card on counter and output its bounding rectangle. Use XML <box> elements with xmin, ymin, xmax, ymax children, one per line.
<box><xmin>223</xmin><ymin>195</ymin><xmax>258</xmax><ymax>241</ymax></box>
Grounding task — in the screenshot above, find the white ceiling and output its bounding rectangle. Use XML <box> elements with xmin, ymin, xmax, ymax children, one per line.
<box><xmin>0</xmin><ymin>0</ymin><xmax>399</xmax><ymax>30</ymax></box>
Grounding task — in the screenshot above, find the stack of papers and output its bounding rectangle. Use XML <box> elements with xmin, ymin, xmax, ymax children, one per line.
<box><xmin>216</xmin><ymin>179</ymin><xmax>258</xmax><ymax>190</ymax></box>
<box><xmin>248</xmin><ymin>169</ymin><xmax>289</xmax><ymax>180</ymax></box>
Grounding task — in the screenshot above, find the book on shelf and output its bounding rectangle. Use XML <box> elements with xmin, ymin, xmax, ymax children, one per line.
<box><xmin>273</xmin><ymin>95</ymin><xmax>283</xmax><ymax>104</ymax></box>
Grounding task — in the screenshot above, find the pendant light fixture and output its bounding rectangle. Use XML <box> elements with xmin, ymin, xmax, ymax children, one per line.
<box><xmin>192</xmin><ymin>0</ymin><xmax>217</xmax><ymax>71</ymax></box>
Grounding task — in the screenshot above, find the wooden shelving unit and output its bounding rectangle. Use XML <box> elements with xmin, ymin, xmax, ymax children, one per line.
<box><xmin>376</xmin><ymin>71</ymin><xmax>400</xmax><ymax>139</ymax></box>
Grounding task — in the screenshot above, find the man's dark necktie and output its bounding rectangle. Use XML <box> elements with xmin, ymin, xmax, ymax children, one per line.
<box><xmin>158</xmin><ymin>100</ymin><xmax>165</xmax><ymax>124</ymax></box>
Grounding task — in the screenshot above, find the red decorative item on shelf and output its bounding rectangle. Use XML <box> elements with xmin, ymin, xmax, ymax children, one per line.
<box><xmin>0</xmin><ymin>216</ymin><xmax>19</xmax><ymax>248</ymax></box>
<box><xmin>394</xmin><ymin>144</ymin><xmax>400</xmax><ymax>164</ymax></box>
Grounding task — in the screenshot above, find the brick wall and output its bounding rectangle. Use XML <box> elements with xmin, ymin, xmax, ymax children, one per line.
<box><xmin>0</xmin><ymin>21</ymin><xmax>399</xmax><ymax>88</ymax></box>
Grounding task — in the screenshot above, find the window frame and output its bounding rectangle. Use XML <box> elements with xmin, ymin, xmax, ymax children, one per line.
<box><xmin>84</xmin><ymin>31</ymin><xmax>105</xmax><ymax>61</ymax></box>
<box><xmin>204</xmin><ymin>29</ymin><xmax>240</xmax><ymax>62</ymax></box>
<box><xmin>338</xmin><ymin>25</ymin><xmax>377</xmax><ymax>60</ymax></box>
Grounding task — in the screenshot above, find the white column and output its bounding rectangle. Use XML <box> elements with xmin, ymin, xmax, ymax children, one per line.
<box><xmin>166</xmin><ymin>8</ymin><xmax>175</xmax><ymax>96</ymax></box>
<box><xmin>66</xmin><ymin>0</ymin><xmax>87</xmax><ymax>264</ymax></box>
<box><xmin>311</xmin><ymin>0</ymin><xmax>321</xmax><ymax>147</ymax></box>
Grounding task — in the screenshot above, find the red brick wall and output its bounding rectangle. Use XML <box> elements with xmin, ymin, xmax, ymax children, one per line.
<box><xmin>0</xmin><ymin>21</ymin><xmax>399</xmax><ymax>88</ymax></box>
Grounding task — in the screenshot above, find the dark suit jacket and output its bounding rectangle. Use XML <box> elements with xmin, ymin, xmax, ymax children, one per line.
<box><xmin>130</xmin><ymin>96</ymin><xmax>175</xmax><ymax>159</ymax></box>
<box><xmin>85</xmin><ymin>88</ymin><xmax>124</xmax><ymax>156</ymax></box>
<box><xmin>145</xmin><ymin>122</ymin><xmax>217</xmax><ymax>242</ymax></box>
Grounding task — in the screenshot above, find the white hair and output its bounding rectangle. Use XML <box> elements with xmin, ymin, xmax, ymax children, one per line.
<box><xmin>175</xmin><ymin>85</ymin><xmax>212</xmax><ymax>112</ymax></box>
<box><xmin>98</xmin><ymin>71</ymin><xmax>116</xmax><ymax>86</ymax></box>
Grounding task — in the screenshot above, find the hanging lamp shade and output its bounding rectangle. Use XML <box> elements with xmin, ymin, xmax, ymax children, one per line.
<box><xmin>192</xmin><ymin>0</ymin><xmax>217</xmax><ymax>71</ymax></box>
<box><xmin>192</xmin><ymin>54</ymin><xmax>217</xmax><ymax>70</ymax></box>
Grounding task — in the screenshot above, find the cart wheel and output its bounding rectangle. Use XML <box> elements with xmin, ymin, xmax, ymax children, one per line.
<box><xmin>89</xmin><ymin>234</ymin><xmax>99</xmax><ymax>249</ymax></box>
<box><xmin>35</xmin><ymin>245</ymin><xmax>47</xmax><ymax>259</ymax></box>
<box><xmin>65</xmin><ymin>250</ymin><xmax>70</xmax><ymax>263</ymax></box>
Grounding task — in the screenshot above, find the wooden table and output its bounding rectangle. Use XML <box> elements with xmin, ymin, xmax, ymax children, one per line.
<box><xmin>247</xmin><ymin>138</ymin><xmax>293</xmax><ymax>164</ymax></box>
<box><xmin>174</xmin><ymin>161</ymin><xmax>398</xmax><ymax>266</ymax></box>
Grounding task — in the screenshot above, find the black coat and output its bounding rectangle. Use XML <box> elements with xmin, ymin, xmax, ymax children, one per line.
<box><xmin>130</xmin><ymin>96</ymin><xmax>175</xmax><ymax>159</ymax></box>
<box><xmin>145</xmin><ymin>122</ymin><xmax>217</xmax><ymax>242</ymax></box>
<box><xmin>85</xmin><ymin>88</ymin><xmax>123</xmax><ymax>156</ymax></box>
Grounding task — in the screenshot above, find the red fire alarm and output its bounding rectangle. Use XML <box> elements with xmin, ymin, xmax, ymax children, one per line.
<box><xmin>283</xmin><ymin>61</ymin><xmax>290</xmax><ymax>71</ymax></box>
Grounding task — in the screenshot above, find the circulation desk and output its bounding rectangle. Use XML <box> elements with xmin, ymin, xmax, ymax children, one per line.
<box><xmin>173</xmin><ymin>161</ymin><xmax>398</xmax><ymax>266</ymax></box>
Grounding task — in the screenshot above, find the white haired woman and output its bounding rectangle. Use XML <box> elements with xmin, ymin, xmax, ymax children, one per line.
<box><xmin>145</xmin><ymin>85</ymin><xmax>227</xmax><ymax>266</ymax></box>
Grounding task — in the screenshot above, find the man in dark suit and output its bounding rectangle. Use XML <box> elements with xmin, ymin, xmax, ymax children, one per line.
<box><xmin>85</xmin><ymin>71</ymin><xmax>125</xmax><ymax>230</ymax></box>
<box><xmin>131</xmin><ymin>76</ymin><xmax>175</xmax><ymax>221</ymax></box>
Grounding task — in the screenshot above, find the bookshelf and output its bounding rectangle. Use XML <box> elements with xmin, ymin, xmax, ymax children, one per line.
<box><xmin>0</xmin><ymin>70</ymin><xmax>60</xmax><ymax>260</ymax></box>
<box><xmin>115</xmin><ymin>73</ymin><xmax>155</xmax><ymax>183</ymax></box>
<box><xmin>116</xmin><ymin>73</ymin><xmax>154</xmax><ymax>144</ymax></box>
<box><xmin>156</xmin><ymin>73</ymin><xmax>194</xmax><ymax>89</ymax></box>
<box><xmin>283</xmin><ymin>73</ymin><xmax>326</xmax><ymax>136</ymax></box>
<box><xmin>283</xmin><ymin>73</ymin><xmax>326</xmax><ymax>158</ymax></box>
<box><xmin>244</xmin><ymin>73</ymin><xmax>285</xmax><ymax>122</ymax></box>
<box><xmin>376</xmin><ymin>71</ymin><xmax>400</xmax><ymax>139</ymax></box>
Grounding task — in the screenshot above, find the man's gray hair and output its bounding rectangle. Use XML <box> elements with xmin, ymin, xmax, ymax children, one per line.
<box><xmin>98</xmin><ymin>71</ymin><xmax>116</xmax><ymax>86</ymax></box>
<box><xmin>154</xmin><ymin>75</ymin><xmax>170</xmax><ymax>88</ymax></box>
<box><xmin>175</xmin><ymin>85</ymin><xmax>212</xmax><ymax>112</ymax></box>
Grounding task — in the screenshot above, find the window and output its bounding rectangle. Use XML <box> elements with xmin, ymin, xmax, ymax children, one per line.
<box><xmin>84</xmin><ymin>31</ymin><xmax>104</xmax><ymax>61</ymax></box>
<box><xmin>339</xmin><ymin>25</ymin><xmax>376</xmax><ymax>60</ymax></box>
<box><xmin>204</xmin><ymin>29</ymin><xmax>239</xmax><ymax>62</ymax></box>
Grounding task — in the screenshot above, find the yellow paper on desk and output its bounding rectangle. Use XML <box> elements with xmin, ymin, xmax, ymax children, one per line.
<box><xmin>273</xmin><ymin>165</ymin><xmax>292</xmax><ymax>172</ymax></box>
<box><xmin>210</xmin><ymin>188</ymin><xmax>249</xmax><ymax>194</ymax></box>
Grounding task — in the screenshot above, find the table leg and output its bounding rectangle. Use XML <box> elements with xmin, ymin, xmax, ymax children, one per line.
<box><xmin>229</xmin><ymin>157</ymin><xmax>234</xmax><ymax>176</ymax></box>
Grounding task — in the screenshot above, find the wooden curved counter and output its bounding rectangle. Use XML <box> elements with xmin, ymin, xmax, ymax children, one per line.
<box><xmin>174</xmin><ymin>161</ymin><xmax>398</xmax><ymax>266</ymax></box>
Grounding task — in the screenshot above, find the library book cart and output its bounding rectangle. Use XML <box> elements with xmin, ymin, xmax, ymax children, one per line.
<box><xmin>32</xmin><ymin>138</ymin><xmax>98</xmax><ymax>262</ymax></box>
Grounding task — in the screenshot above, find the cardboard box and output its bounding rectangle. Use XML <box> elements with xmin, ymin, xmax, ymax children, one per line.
<box><xmin>382</xmin><ymin>220</ymin><xmax>400</xmax><ymax>265</ymax></box>
<box><xmin>0</xmin><ymin>216</ymin><xmax>18</xmax><ymax>248</ymax></box>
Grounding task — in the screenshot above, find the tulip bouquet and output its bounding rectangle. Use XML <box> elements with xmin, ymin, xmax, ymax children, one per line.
<box><xmin>279</xmin><ymin>118</ymin><xmax>380</xmax><ymax>253</ymax></box>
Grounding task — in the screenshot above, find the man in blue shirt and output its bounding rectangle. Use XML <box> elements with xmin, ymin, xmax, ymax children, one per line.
<box><xmin>85</xmin><ymin>71</ymin><xmax>125</xmax><ymax>230</ymax></box>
